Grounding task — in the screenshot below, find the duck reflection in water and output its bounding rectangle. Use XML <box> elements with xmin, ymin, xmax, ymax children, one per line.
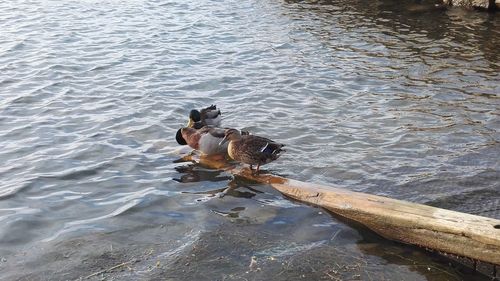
<box><xmin>173</xmin><ymin>159</ymin><xmax>232</xmax><ymax>183</ymax></box>
<box><xmin>173</xmin><ymin>156</ymin><xmax>262</xmax><ymax>199</ymax></box>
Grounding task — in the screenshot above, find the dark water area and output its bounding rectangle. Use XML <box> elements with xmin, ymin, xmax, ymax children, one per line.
<box><xmin>0</xmin><ymin>0</ymin><xmax>499</xmax><ymax>280</ymax></box>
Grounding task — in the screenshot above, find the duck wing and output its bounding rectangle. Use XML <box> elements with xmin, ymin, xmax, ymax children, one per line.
<box><xmin>201</xmin><ymin>105</ymin><xmax>221</xmax><ymax>119</ymax></box>
<box><xmin>202</xmin><ymin>104</ymin><xmax>217</xmax><ymax>111</ymax></box>
<box><xmin>242</xmin><ymin>136</ymin><xmax>285</xmax><ymax>160</ymax></box>
<box><xmin>205</xmin><ymin>127</ymin><xmax>225</xmax><ymax>138</ymax></box>
<box><xmin>247</xmin><ymin>136</ymin><xmax>284</xmax><ymax>152</ymax></box>
<box><xmin>260</xmin><ymin>141</ymin><xmax>285</xmax><ymax>155</ymax></box>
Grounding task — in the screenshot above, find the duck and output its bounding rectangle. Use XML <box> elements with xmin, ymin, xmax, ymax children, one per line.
<box><xmin>176</xmin><ymin>126</ymin><xmax>249</xmax><ymax>156</ymax></box>
<box><xmin>219</xmin><ymin>129</ymin><xmax>285</xmax><ymax>173</ymax></box>
<box><xmin>187</xmin><ymin>105</ymin><xmax>222</xmax><ymax>129</ymax></box>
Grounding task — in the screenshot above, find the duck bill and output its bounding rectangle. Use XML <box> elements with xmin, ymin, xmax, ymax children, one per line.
<box><xmin>187</xmin><ymin>118</ymin><xmax>194</xmax><ymax>128</ymax></box>
<box><xmin>219</xmin><ymin>135</ymin><xmax>229</xmax><ymax>146</ymax></box>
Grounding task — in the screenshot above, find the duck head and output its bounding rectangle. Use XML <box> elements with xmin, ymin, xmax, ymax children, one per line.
<box><xmin>175</xmin><ymin>128</ymin><xmax>187</xmax><ymax>145</ymax></box>
<box><xmin>219</xmin><ymin>128</ymin><xmax>242</xmax><ymax>146</ymax></box>
<box><xmin>187</xmin><ymin>109</ymin><xmax>201</xmax><ymax>128</ymax></box>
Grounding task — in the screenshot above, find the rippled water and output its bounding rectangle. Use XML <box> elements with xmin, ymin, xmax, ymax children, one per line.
<box><xmin>0</xmin><ymin>0</ymin><xmax>499</xmax><ymax>280</ymax></box>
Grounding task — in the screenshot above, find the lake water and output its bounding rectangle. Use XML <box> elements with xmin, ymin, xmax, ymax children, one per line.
<box><xmin>0</xmin><ymin>0</ymin><xmax>499</xmax><ymax>280</ymax></box>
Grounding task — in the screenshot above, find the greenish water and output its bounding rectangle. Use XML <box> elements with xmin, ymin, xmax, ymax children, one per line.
<box><xmin>0</xmin><ymin>0</ymin><xmax>498</xmax><ymax>280</ymax></box>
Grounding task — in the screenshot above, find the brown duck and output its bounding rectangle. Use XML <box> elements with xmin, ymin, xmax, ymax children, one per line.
<box><xmin>219</xmin><ymin>129</ymin><xmax>285</xmax><ymax>173</ymax></box>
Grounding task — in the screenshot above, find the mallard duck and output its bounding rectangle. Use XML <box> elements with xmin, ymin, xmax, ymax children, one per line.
<box><xmin>187</xmin><ymin>105</ymin><xmax>222</xmax><ymax>129</ymax></box>
<box><xmin>219</xmin><ymin>129</ymin><xmax>285</xmax><ymax>173</ymax></box>
<box><xmin>176</xmin><ymin>126</ymin><xmax>249</xmax><ymax>156</ymax></box>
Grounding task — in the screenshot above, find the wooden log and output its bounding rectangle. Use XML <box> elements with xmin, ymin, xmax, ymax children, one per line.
<box><xmin>443</xmin><ymin>0</ymin><xmax>498</xmax><ymax>9</ymax></box>
<box><xmin>182</xmin><ymin>155</ymin><xmax>500</xmax><ymax>265</ymax></box>
<box><xmin>443</xmin><ymin>0</ymin><xmax>491</xmax><ymax>9</ymax></box>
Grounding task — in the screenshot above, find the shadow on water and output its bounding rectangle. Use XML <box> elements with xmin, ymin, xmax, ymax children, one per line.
<box><xmin>325</xmin><ymin>209</ymin><xmax>495</xmax><ymax>281</ymax></box>
<box><xmin>173</xmin><ymin>163</ymin><xmax>232</xmax><ymax>183</ymax></box>
<box><xmin>283</xmin><ymin>0</ymin><xmax>499</xmax><ymax>64</ymax></box>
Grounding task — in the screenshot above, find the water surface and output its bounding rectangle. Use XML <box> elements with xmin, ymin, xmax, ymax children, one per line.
<box><xmin>0</xmin><ymin>0</ymin><xmax>499</xmax><ymax>280</ymax></box>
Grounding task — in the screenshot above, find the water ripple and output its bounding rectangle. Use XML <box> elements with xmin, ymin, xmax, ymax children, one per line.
<box><xmin>0</xmin><ymin>0</ymin><xmax>498</xmax><ymax>274</ymax></box>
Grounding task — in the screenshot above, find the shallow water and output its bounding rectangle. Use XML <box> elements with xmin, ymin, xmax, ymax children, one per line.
<box><xmin>0</xmin><ymin>0</ymin><xmax>499</xmax><ymax>280</ymax></box>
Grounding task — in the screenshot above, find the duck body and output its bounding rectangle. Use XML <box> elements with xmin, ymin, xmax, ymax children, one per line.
<box><xmin>176</xmin><ymin>126</ymin><xmax>228</xmax><ymax>155</ymax></box>
<box><xmin>220</xmin><ymin>129</ymin><xmax>285</xmax><ymax>173</ymax></box>
<box><xmin>188</xmin><ymin>105</ymin><xmax>222</xmax><ymax>129</ymax></box>
<box><xmin>176</xmin><ymin>126</ymin><xmax>250</xmax><ymax>155</ymax></box>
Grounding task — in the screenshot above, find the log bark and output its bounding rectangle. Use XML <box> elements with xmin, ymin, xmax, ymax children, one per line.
<box><xmin>444</xmin><ymin>0</ymin><xmax>490</xmax><ymax>8</ymax></box>
<box><xmin>183</xmin><ymin>155</ymin><xmax>500</xmax><ymax>265</ymax></box>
